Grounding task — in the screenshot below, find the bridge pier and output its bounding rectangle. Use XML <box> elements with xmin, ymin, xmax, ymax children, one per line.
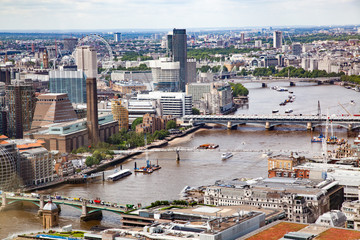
<box><xmin>307</xmin><ymin>122</ymin><xmax>312</xmax><ymax>131</ymax></box>
<box><xmin>0</xmin><ymin>193</ymin><xmax>7</xmax><ymax>211</ymax></box>
<box><xmin>38</xmin><ymin>195</ymin><xmax>45</xmax><ymax>216</ymax></box>
<box><xmin>80</xmin><ymin>200</ymin><xmax>103</xmax><ymax>221</ymax></box>
<box><xmin>290</xmin><ymin>81</ymin><xmax>295</xmax><ymax>87</ymax></box>
<box><xmin>317</xmin><ymin>81</ymin><xmax>322</xmax><ymax>85</ymax></box>
<box><xmin>265</xmin><ymin>122</ymin><xmax>272</xmax><ymax>130</ymax></box>
<box><xmin>262</xmin><ymin>83</ymin><xmax>267</xmax><ymax>88</ymax></box>
<box><xmin>348</xmin><ymin>124</ymin><xmax>353</xmax><ymax>131</ymax></box>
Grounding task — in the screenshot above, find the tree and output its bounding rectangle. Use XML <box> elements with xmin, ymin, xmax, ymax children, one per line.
<box><xmin>131</xmin><ymin>117</ymin><xmax>143</xmax><ymax>130</ymax></box>
<box><xmin>166</xmin><ymin>120</ymin><xmax>177</xmax><ymax>130</ymax></box>
<box><xmin>85</xmin><ymin>156</ymin><xmax>94</xmax><ymax>166</ymax></box>
<box><xmin>192</xmin><ymin>107</ymin><xmax>200</xmax><ymax>115</ymax></box>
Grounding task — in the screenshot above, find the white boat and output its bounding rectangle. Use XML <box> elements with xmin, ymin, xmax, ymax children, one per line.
<box><xmin>272</xmin><ymin>109</ymin><xmax>279</xmax><ymax>113</ymax></box>
<box><xmin>221</xmin><ymin>152</ymin><xmax>233</xmax><ymax>160</ymax></box>
<box><xmin>107</xmin><ymin>169</ymin><xmax>132</xmax><ymax>181</ymax></box>
<box><xmin>285</xmin><ymin>109</ymin><xmax>293</xmax><ymax>113</ymax></box>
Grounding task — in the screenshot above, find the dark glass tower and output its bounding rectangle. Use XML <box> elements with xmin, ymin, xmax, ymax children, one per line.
<box><xmin>168</xmin><ymin>29</ymin><xmax>187</xmax><ymax>92</ymax></box>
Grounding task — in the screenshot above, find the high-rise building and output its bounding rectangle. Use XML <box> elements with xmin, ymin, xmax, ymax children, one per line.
<box><xmin>240</xmin><ymin>33</ymin><xmax>245</xmax><ymax>44</ymax></box>
<box><xmin>63</xmin><ymin>38</ymin><xmax>78</xmax><ymax>52</ymax></box>
<box><xmin>273</xmin><ymin>31</ymin><xmax>283</xmax><ymax>49</ymax></box>
<box><xmin>49</xmin><ymin>69</ymin><xmax>86</xmax><ymax>104</ymax></box>
<box><xmin>150</xmin><ymin>58</ymin><xmax>180</xmax><ymax>92</ymax></box>
<box><xmin>292</xmin><ymin>42</ymin><xmax>302</xmax><ymax>56</ymax></box>
<box><xmin>75</xmin><ymin>46</ymin><xmax>99</xmax><ymax>146</ymax></box>
<box><xmin>167</xmin><ymin>29</ymin><xmax>187</xmax><ymax>92</ymax></box>
<box><xmin>186</xmin><ymin>59</ymin><xmax>197</xmax><ymax>84</ymax></box>
<box><xmin>114</xmin><ymin>32</ymin><xmax>122</xmax><ymax>42</ymax></box>
<box><xmin>254</xmin><ymin>40</ymin><xmax>262</xmax><ymax>48</ymax></box>
<box><xmin>111</xmin><ymin>99</ymin><xmax>129</xmax><ymax>130</ymax></box>
<box><xmin>6</xmin><ymin>80</ymin><xmax>36</xmax><ymax>138</ymax></box>
<box><xmin>31</xmin><ymin>93</ymin><xmax>78</xmax><ymax>129</ymax></box>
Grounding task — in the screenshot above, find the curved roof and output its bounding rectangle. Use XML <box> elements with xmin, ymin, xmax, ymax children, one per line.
<box><xmin>43</xmin><ymin>201</ymin><xmax>58</xmax><ymax>211</ymax></box>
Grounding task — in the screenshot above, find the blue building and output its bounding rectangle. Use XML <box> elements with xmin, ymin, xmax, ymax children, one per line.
<box><xmin>49</xmin><ymin>69</ymin><xmax>86</xmax><ymax>104</ymax></box>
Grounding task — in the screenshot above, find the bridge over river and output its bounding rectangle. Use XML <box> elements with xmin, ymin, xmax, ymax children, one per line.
<box><xmin>0</xmin><ymin>193</ymin><xmax>131</xmax><ymax>221</ymax></box>
<box><xmin>182</xmin><ymin>114</ymin><xmax>360</xmax><ymax>130</ymax></box>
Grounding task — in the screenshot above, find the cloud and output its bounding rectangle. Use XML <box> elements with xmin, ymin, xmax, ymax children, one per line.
<box><xmin>0</xmin><ymin>0</ymin><xmax>359</xmax><ymax>30</ymax></box>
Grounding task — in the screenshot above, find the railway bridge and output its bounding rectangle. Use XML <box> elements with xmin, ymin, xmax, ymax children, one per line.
<box><xmin>182</xmin><ymin>114</ymin><xmax>360</xmax><ymax>130</ymax></box>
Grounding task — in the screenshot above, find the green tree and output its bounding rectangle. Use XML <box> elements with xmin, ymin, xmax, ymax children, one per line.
<box><xmin>85</xmin><ymin>156</ymin><xmax>94</xmax><ymax>166</ymax></box>
<box><xmin>192</xmin><ymin>107</ymin><xmax>200</xmax><ymax>115</ymax></box>
<box><xmin>131</xmin><ymin>117</ymin><xmax>143</xmax><ymax>130</ymax></box>
<box><xmin>166</xmin><ymin>120</ymin><xmax>177</xmax><ymax>130</ymax></box>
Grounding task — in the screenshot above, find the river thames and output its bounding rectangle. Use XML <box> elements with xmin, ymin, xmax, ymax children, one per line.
<box><xmin>1</xmin><ymin>82</ymin><xmax>360</xmax><ymax>238</ymax></box>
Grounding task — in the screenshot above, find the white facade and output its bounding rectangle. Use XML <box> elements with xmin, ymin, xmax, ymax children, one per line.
<box><xmin>75</xmin><ymin>46</ymin><xmax>97</xmax><ymax>79</ymax></box>
<box><xmin>150</xmin><ymin>58</ymin><xmax>180</xmax><ymax>92</ymax></box>
<box><xmin>137</xmin><ymin>91</ymin><xmax>192</xmax><ymax>117</ymax></box>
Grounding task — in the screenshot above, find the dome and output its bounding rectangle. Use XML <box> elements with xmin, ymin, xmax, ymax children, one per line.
<box><xmin>0</xmin><ymin>146</ymin><xmax>16</xmax><ymax>191</ymax></box>
<box><xmin>43</xmin><ymin>201</ymin><xmax>58</xmax><ymax>211</ymax></box>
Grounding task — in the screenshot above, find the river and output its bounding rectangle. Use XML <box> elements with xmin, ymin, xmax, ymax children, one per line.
<box><xmin>1</xmin><ymin>82</ymin><xmax>359</xmax><ymax>238</ymax></box>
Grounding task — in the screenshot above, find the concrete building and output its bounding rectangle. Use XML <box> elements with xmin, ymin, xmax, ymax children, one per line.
<box><xmin>315</xmin><ymin>210</ymin><xmax>346</xmax><ymax>227</ymax></box>
<box><xmin>292</xmin><ymin>43</ymin><xmax>302</xmax><ymax>56</ymax></box>
<box><xmin>31</xmin><ymin>93</ymin><xmax>78</xmax><ymax>129</ymax></box>
<box><xmin>123</xmin><ymin>99</ymin><xmax>160</xmax><ymax>123</ymax></box>
<box><xmin>136</xmin><ymin>113</ymin><xmax>174</xmax><ymax>134</ymax></box>
<box><xmin>150</xmin><ymin>58</ymin><xmax>180</xmax><ymax>92</ymax></box>
<box><xmin>255</xmin><ymin>40</ymin><xmax>262</xmax><ymax>48</ymax></box>
<box><xmin>186</xmin><ymin>82</ymin><xmax>212</xmax><ymax>102</ymax></box>
<box><xmin>273</xmin><ymin>31</ymin><xmax>283</xmax><ymax>49</ymax></box>
<box><xmin>204</xmin><ymin>177</ymin><xmax>344</xmax><ymax>224</ymax></box>
<box><xmin>111</xmin><ymin>80</ymin><xmax>147</xmax><ymax>94</ymax></box>
<box><xmin>342</xmin><ymin>196</ymin><xmax>360</xmax><ymax>230</ymax></box>
<box><xmin>137</xmin><ymin>91</ymin><xmax>192</xmax><ymax>118</ymax></box>
<box><xmin>111</xmin><ymin>99</ymin><xmax>129</xmax><ymax>130</ymax></box>
<box><xmin>114</xmin><ymin>32</ymin><xmax>121</xmax><ymax>42</ymax></box>
<box><xmin>49</xmin><ymin>69</ymin><xmax>86</xmax><ymax>104</ymax></box>
<box><xmin>202</xmin><ymin>82</ymin><xmax>233</xmax><ymax>114</ymax></box>
<box><xmin>240</xmin><ymin>32</ymin><xmax>245</xmax><ymax>44</ymax></box>
<box><xmin>75</xmin><ymin>46</ymin><xmax>100</xmax><ymax>146</ymax></box>
<box><xmin>63</xmin><ymin>38</ymin><xmax>78</xmax><ymax>52</ymax></box>
<box><xmin>187</xmin><ymin>59</ymin><xmax>197</xmax><ymax>84</ymax></box>
<box><xmin>6</xmin><ymin>80</ymin><xmax>36</xmax><ymax>138</ymax></box>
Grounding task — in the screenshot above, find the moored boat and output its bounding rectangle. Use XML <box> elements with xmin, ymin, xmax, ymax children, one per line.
<box><xmin>221</xmin><ymin>152</ymin><xmax>233</xmax><ymax>160</ymax></box>
<box><xmin>272</xmin><ymin>109</ymin><xmax>279</xmax><ymax>113</ymax></box>
<box><xmin>107</xmin><ymin>169</ymin><xmax>132</xmax><ymax>181</ymax></box>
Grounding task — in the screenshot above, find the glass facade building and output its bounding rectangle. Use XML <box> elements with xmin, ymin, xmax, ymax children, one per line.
<box><xmin>49</xmin><ymin>70</ymin><xmax>86</xmax><ymax>104</ymax></box>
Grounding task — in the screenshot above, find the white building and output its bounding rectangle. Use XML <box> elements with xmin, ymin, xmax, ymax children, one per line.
<box><xmin>75</xmin><ymin>46</ymin><xmax>97</xmax><ymax>79</ymax></box>
<box><xmin>137</xmin><ymin>91</ymin><xmax>192</xmax><ymax>117</ymax></box>
<box><xmin>150</xmin><ymin>58</ymin><xmax>180</xmax><ymax>92</ymax></box>
<box><xmin>315</xmin><ymin>210</ymin><xmax>346</xmax><ymax>227</ymax></box>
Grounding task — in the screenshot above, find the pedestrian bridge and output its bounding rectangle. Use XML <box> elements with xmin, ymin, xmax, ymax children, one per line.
<box><xmin>0</xmin><ymin>193</ymin><xmax>128</xmax><ymax>221</ymax></box>
<box><xmin>182</xmin><ymin>114</ymin><xmax>360</xmax><ymax>130</ymax></box>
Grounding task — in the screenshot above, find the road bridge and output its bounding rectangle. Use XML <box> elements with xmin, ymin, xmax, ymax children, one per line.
<box><xmin>231</xmin><ymin>77</ymin><xmax>340</xmax><ymax>87</ymax></box>
<box><xmin>182</xmin><ymin>114</ymin><xmax>360</xmax><ymax>130</ymax></box>
<box><xmin>0</xmin><ymin>193</ymin><xmax>128</xmax><ymax>221</ymax></box>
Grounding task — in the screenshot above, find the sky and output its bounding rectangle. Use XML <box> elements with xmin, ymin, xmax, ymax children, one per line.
<box><xmin>0</xmin><ymin>0</ymin><xmax>359</xmax><ymax>31</ymax></box>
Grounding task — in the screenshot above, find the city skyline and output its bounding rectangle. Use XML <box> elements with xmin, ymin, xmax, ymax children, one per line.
<box><xmin>0</xmin><ymin>0</ymin><xmax>359</xmax><ymax>31</ymax></box>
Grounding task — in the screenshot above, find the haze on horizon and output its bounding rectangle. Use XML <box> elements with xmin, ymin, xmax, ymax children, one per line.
<box><xmin>0</xmin><ymin>0</ymin><xmax>359</xmax><ymax>31</ymax></box>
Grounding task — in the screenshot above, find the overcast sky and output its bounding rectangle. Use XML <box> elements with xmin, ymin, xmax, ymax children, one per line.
<box><xmin>0</xmin><ymin>0</ymin><xmax>359</xmax><ymax>30</ymax></box>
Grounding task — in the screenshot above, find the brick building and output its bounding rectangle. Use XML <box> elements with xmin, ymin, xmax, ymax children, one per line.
<box><xmin>136</xmin><ymin>113</ymin><xmax>175</xmax><ymax>134</ymax></box>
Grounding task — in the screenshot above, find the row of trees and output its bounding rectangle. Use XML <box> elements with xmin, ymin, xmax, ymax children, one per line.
<box><xmin>120</xmin><ymin>51</ymin><xmax>153</xmax><ymax>61</ymax></box>
<box><xmin>341</xmin><ymin>75</ymin><xmax>360</xmax><ymax>84</ymax></box>
<box><xmin>188</xmin><ymin>46</ymin><xmax>261</xmax><ymax>61</ymax></box>
<box><xmin>248</xmin><ymin>66</ymin><xmax>344</xmax><ymax>78</ymax></box>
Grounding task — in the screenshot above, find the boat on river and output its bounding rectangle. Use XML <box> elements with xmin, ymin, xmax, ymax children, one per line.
<box><xmin>134</xmin><ymin>160</ymin><xmax>161</xmax><ymax>174</ymax></box>
<box><xmin>198</xmin><ymin>144</ymin><xmax>219</xmax><ymax>149</ymax></box>
<box><xmin>107</xmin><ymin>169</ymin><xmax>132</xmax><ymax>181</ymax></box>
<box><xmin>285</xmin><ymin>109</ymin><xmax>293</xmax><ymax>114</ymax></box>
<box><xmin>221</xmin><ymin>152</ymin><xmax>233</xmax><ymax>160</ymax></box>
<box><xmin>272</xmin><ymin>109</ymin><xmax>279</xmax><ymax>113</ymax></box>
<box><xmin>311</xmin><ymin>133</ymin><xmax>325</xmax><ymax>143</ymax></box>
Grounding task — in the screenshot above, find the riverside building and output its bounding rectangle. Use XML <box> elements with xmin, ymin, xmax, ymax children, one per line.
<box><xmin>150</xmin><ymin>57</ymin><xmax>180</xmax><ymax>92</ymax></box>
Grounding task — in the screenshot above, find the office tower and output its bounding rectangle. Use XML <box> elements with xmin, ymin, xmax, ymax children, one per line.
<box><xmin>0</xmin><ymin>110</ymin><xmax>7</xmax><ymax>135</ymax></box>
<box><xmin>31</xmin><ymin>43</ymin><xmax>35</xmax><ymax>53</ymax></box>
<box><xmin>150</xmin><ymin>58</ymin><xmax>180</xmax><ymax>92</ymax></box>
<box><xmin>0</xmin><ymin>68</ymin><xmax>10</xmax><ymax>85</ymax></box>
<box><xmin>42</xmin><ymin>49</ymin><xmax>49</xmax><ymax>69</ymax></box>
<box><xmin>63</xmin><ymin>38</ymin><xmax>78</xmax><ymax>52</ymax></box>
<box><xmin>6</xmin><ymin>80</ymin><xmax>36</xmax><ymax>138</ymax></box>
<box><xmin>114</xmin><ymin>32</ymin><xmax>122</xmax><ymax>42</ymax></box>
<box><xmin>137</xmin><ymin>91</ymin><xmax>192</xmax><ymax>118</ymax></box>
<box><xmin>49</xmin><ymin>69</ymin><xmax>86</xmax><ymax>104</ymax></box>
<box><xmin>75</xmin><ymin>46</ymin><xmax>99</xmax><ymax>146</ymax></box>
<box><xmin>111</xmin><ymin>99</ymin><xmax>129</xmax><ymax>130</ymax></box>
<box><xmin>31</xmin><ymin>93</ymin><xmax>78</xmax><ymax>129</ymax></box>
<box><xmin>292</xmin><ymin>43</ymin><xmax>302</xmax><ymax>56</ymax></box>
<box><xmin>240</xmin><ymin>33</ymin><xmax>245</xmax><ymax>44</ymax></box>
<box><xmin>167</xmin><ymin>29</ymin><xmax>187</xmax><ymax>92</ymax></box>
<box><xmin>186</xmin><ymin>59</ymin><xmax>197</xmax><ymax>84</ymax></box>
<box><xmin>255</xmin><ymin>40</ymin><xmax>262</xmax><ymax>48</ymax></box>
<box><xmin>273</xmin><ymin>31</ymin><xmax>283</xmax><ymax>49</ymax></box>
